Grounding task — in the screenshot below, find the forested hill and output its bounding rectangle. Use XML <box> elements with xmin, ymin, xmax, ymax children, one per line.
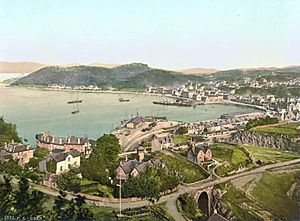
<box><xmin>12</xmin><ymin>63</ymin><xmax>205</xmax><ymax>88</ymax></box>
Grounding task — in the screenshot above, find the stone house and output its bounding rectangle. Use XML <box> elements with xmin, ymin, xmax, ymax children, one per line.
<box><xmin>39</xmin><ymin>149</ymin><xmax>81</xmax><ymax>175</ymax></box>
<box><xmin>116</xmin><ymin>159</ymin><xmax>150</xmax><ymax>181</ymax></box>
<box><xmin>0</xmin><ymin>142</ymin><xmax>34</xmax><ymax>165</ymax></box>
<box><xmin>187</xmin><ymin>143</ymin><xmax>212</xmax><ymax>164</ymax></box>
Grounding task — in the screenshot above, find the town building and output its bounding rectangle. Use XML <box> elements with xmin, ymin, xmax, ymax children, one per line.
<box><xmin>0</xmin><ymin>141</ymin><xmax>34</xmax><ymax>165</ymax></box>
<box><xmin>151</xmin><ymin>133</ymin><xmax>173</xmax><ymax>151</ymax></box>
<box><xmin>126</xmin><ymin>116</ymin><xmax>142</xmax><ymax>129</ymax></box>
<box><xmin>39</xmin><ymin>149</ymin><xmax>81</xmax><ymax>175</ymax></box>
<box><xmin>36</xmin><ymin>132</ymin><xmax>93</xmax><ymax>155</ymax></box>
<box><xmin>187</xmin><ymin>143</ymin><xmax>212</xmax><ymax>164</ymax></box>
<box><xmin>116</xmin><ymin>146</ymin><xmax>150</xmax><ymax>180</ymax></box>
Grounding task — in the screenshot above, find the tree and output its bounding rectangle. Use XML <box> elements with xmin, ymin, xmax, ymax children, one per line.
<box><xmin>176</xmin><ymin>126</ymin><xmax>188</xmax><ymax>135</ymax></box>
<box><xmin>53</xmin><ymin>191</ymin><xmax>93</xmax><ymax>220</ymax></box>
<box><xmin>25</xmin><ymin>157</ymin><xmax>40</xmax><ymax>169</ymax></box>
<box><xmin>0</xmin><ymin>117</ymin><xmax>21</xmax><ymax>145</ymax></box>
<box><xmin>14</xmin><ymin>176</ymin><xmax>46</xmax><ymax>217</ymax></box>
<box><xmin>0</xmin><ymin>159</ymin><xmax>23</xmax><ymax>176</ymax></box>
<box><xmin>122</xmin><ymin>168</ymin><xmax>162</xmax><ymax>203</ymax></box>
<box><xmin>56</xmin><ymin>170</ymin><xmax>81</xmax><ymax>193</ymax></box>
<box><xmin>46</xmin><ymin>159</ymin><xmax>56</xmax><ymax>173</ymax></box>
<box><xmin>80</xmin><ymin>134</ymin><xmax>121</xmax><ymax>184</ymax></box>
<box><xmin>246</xmin><ymin>116</ymin><xmax>279</xmax><ymax>130</ymax></box>
<box><xmin>33</xmin><ymin>147</ymin><xmax>49</xmax><ymax>159</ymax></box>
<box><xmin>0</xmin><ymin>175</ymin><xmax>14</xmax><ymax>217</ymax></box>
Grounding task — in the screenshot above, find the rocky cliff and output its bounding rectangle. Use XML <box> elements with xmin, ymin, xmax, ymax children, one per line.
<box><xmin>229</xmin><ymin>130</ymin><xmax>299</xmax><ymax>152</ymax></box>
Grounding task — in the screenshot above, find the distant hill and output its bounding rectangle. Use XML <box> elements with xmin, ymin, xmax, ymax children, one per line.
<box><xmin>0</xmin><ymin>61</ymin><xmax>46</xmax><ymax>73</ymax></box>
<box><xmin>180</xmin><ymin>67</ymin><xmax>218</xmax><ymax>75</ymax></box>
<box><xmin>89</xmin><ymin>62</ymin><xmax>120</xmax><ymax>68</ymax></box>
<box><xmin>0</xmin><ymin>61</ymin><xmax>121</xmax><ymax>73</ymax></box>
<box><xmin>12</xmin><ymin>63</ymin><xmax>205</xmax><ymax>88</ymax></box>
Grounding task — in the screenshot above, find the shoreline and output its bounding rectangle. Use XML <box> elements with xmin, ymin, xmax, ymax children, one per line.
<box><xmin>3</xmin><ymin>84</ymin><xmax>174</xmax><ymax>98</ymax></box>
<box><xmin>2</xmin><ymin>84</ymin><xmax>265</xmax><ymax>112</ymax></box>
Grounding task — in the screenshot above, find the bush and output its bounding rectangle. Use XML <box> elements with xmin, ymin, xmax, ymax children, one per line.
<box><xmin>46</xmin><ymin>160</ymin><xmax>56</xmax><ymax>173</ymax></box>
<box><xmin>56</xmin><ymin>170</ymin><xmax>81</xmax><ymax>193</ymax></box>
<box><xmin>33</xmin><ymin>147</ymin><xmax>49</xmax><ymax>159</ymax></box>
<box><xmin>0</xmin><ymin>160</ymin><xmax>23</xmax><ymax>176</ymax></box>
<box><xmin>246</xmin><ymin>116</ymin><xmax>279</xmax><ymax>130</ymax></box>
<box><xmin>175</xmin><ymin>126</ymin><xmax>188</xmax><ymax>135</ymax></box>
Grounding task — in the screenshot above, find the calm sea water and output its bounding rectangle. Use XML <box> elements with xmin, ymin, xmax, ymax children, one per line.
<box><xmin>0</xmin><ymin>84</ymin><xmax>254</xmax><ymax>145</ymax></box>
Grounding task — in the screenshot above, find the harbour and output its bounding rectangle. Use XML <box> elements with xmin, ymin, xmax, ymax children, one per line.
<box><xmin>0</xmin><ymin>83</ymin><xmax>256</xmax><ymax>145</ymax></box>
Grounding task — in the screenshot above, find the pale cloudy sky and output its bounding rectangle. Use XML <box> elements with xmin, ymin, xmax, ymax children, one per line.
<box><xmin>0</xmin><ymin>0</ymin><xmax>299</xmax><ymax>69</ymax></box>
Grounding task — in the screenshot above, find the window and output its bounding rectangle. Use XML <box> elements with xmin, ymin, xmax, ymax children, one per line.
<box><xmin>68</xmin><ymin>157</ymin><xmax>70</xmax><ymax>162</ymax></box>
<box><xmin>60</xmin><ymin>166</ymin><xmax>63</xmax><ymax>171</ymax></box>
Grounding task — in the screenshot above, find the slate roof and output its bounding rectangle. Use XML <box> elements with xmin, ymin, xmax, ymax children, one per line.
<box><xmin>120</xmin><ymin>160</ymin><xmax>150</xmax><ymax>175</ymax></box>
<box><xmin>4</xmin><ymin>143</ymin><xmax>31</xmax><ymax>153</ymax></box>
<box><xmin>50</xmin><ymin>150</ymin><xmax>81</xmax><ymax>162</ymax></box>
<box><xmin>129</xmin><ymin>116</ymin><xmax>142</xmax><ymax>124</ymax></box>
<box><xmin>134</xmin><ymin>161</ymin><xmax>150</xmax><ymax>173</ymax></box>
<box><xmin>190</xmin><ymin>143</ymin><xmax>210</xmax><ymax>155</ymax></box>
<box><xmin>121</xmin><ymin>160</ymin><xmax>138</xmax><ymax>174</ymax></box>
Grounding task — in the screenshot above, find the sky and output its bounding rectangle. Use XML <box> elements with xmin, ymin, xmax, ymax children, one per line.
<box><xmin>0</xmin><ymin>0</ymin><xmax>300</xmax><ymax>69</ymax></box>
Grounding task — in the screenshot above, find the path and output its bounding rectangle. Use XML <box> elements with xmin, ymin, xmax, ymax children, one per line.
<box><xmin>26</xmin><ymin>158</ymin><xmax>300</xmax><ymax>221</ymax></box>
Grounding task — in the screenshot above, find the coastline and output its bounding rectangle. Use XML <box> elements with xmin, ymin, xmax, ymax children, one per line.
<box><xmin>2</xmin><ymin>84</ymin><xmax>265</xmax><ymax>112</ymax></box>
<box><xmin>3</xmin><ymin>84</ymin><xmax>174</xmax><ymax>98</ymax></box>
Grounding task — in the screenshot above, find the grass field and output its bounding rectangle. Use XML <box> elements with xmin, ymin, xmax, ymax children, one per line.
<box><xmin>156</xmin><ymin>152</ymin><xmax>208</xmax><ymax>183</ymax></box>
<box><xmin>211</xmin><ymin>143</ymin><xmax>252</xmax><ymax>177</ymax></box>
<box><xmin>171</xmin><ymin>134</ymin><xmax>191</xmax><ymax>145</ymax></box>
<box><xmin>244</xmin><ymin>145</ymin><xmax>300</xmax><ymax>164</ymax></box>
<box><xmin>251</xmin><ymin>122</ymin><xmax>300</xmax><ymax>138</ymax></box>
<box><xmin>251</xmin><ymin>172</ymin><xmax>299</xmax><ymax>220</ymax></box>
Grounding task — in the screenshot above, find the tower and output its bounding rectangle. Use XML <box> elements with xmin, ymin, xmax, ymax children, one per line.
<box><xmin>136</xmin><ymin>146</ymin><xmax>145</xmax><ymax>162</ymax></box>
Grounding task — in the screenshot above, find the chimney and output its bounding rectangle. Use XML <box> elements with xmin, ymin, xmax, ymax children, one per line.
<box><xmin>77</xmin><ymin>137</ymin><xmax>80</xmax><ymax>144</ymax></box>
<box><xmin>67</xmin><ymin>136</ymin><xmax>71</xmax><ymax>144</ymax></box>
<box><xmin>11</xmin><ymin>139</ymin><xmax>14</xmax><ymax>144</ymax></box>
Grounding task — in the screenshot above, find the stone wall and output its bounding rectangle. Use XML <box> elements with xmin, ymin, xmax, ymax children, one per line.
<box><xmin>229</xmin><ymin>130</ymin><xmax>299</xmax><ymax>152</ymax></box>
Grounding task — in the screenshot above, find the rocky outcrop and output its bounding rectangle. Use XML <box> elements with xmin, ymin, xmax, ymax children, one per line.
<box><xmin>211</xmin><ymin>189</ymin><xmax>238</xmax><ymax>221</ymax></box>
<box><xmin>229</xmin><ymin>131</ymin><xmax>299</xmax><ymax>152</ymax></box>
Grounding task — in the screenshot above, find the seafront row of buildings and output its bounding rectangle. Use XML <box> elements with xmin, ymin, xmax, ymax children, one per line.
<box><xmin>147</xmin><ymin>80</ymin><xmax>300</xmax><ymax>121</ymax></box>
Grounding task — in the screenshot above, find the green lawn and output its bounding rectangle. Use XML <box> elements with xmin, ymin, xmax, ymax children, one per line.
<box><xmin>172</xmin><ymin>134</ymin><xmax>191</xmax><ymax>145</ymax></box>
<box><xmin>244</xmin><ymin>145</ymin><xmax>300</xmax><ymax>164</ymax></box>
<box><xmin>251</xmin><ymin>122</ymin><xmax>300</xmax><ymax>138</ymax></box>
<box><xmin>156</xmin><ymin>152</ymin><xmax>208</xmax><ymax>183</ymax></box>
<box><xmin>80</xmin><ymin>179</ymin><xmax>113</xmax><ymax>198</ymax></box>
<box><xmin>211</xmin><ymin>143</ymin><xmax>252</xmax><ymax>177</ymax></box>
<box><xmin>251</xmin><ymin>172</ymin><xmax>299</xmax><ymax>220</ymax></box>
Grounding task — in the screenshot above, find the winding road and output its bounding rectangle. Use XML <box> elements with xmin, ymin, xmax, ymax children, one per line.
<box><xmin>28</xmin><ymin>158</ymin><xmax>300</xmax><ymax>221</ymax></box>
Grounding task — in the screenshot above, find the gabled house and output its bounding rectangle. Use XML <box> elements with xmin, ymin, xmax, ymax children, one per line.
<box><xmin>187</xmin><ymin>143</ymin><xmax>212</xmax><ymax>164</ymax></box>
<box><xmin>126</xmin><ymin>116</ymin><xmax>142</xmax><ymax>129</ymax></box>
<box><xmin>0</xmin><ymin>142</ymin><xmax>34</xmax><ymax>165</ymax></box>
<box><xmin>39</xmin><ymin>149</ymin><xmax>81</xmax><ymax>175</ymax></box>
<box><xmin>115</xmin><ymin>159</ymin><xmax>150</xmax><ymax>180</ymax></box>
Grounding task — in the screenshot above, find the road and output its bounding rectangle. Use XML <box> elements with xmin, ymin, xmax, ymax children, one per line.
<box><xmin>120</xmin><ymin>121</ymin><xmax>178</xmax><ymax>151</ymax></box>
<box><xmin>28</xmin><ymin>158</ymin><xmax>300</xmax><ymax>220</ymax></box>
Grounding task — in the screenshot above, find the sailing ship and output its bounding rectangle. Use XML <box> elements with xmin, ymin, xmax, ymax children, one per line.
<box><xmin>68</xmin><ymin>92</ymin><xmax>83</xmax><ymax>104</ymax></box>
<box><xmin>68</xmin><ymin>92</ymin><xmax>81</xmax><ymax>114</ymax></box>
<box><xmin>71</xmin><ymin>103</ymin><xmax>80</xmax><ymax>114</ymax></box>
<box><xmin>119</xmin><ymin>98</ymin><xmax>130</xmax><ymax>102</ymax></box>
